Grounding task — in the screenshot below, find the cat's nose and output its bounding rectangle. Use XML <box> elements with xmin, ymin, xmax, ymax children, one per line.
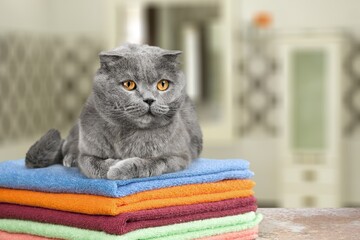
<box><xmin>143</xmin><ymin>99</ymin><xmax>155</xmax><ymax>106</ymax></box>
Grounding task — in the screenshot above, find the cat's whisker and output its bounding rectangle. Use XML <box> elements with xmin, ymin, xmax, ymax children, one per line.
<box><xmin>125</xmin><ymin>106</ymin><xmax>138</xmax><ymax>111</ymax></box>
<box><xmin>113</xmin><ymin>102</ymin><xmax>121</xmax><ymax>110</ymax></box>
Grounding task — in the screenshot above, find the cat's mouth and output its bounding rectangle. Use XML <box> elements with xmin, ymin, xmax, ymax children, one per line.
<box><xmin>145</xmin><ymin>109</ymin><xmax>156</xmax><ymax>116</ymax></box>
<box><xmin>138</xmin><ymin>108</ymin><xmax>155</xmax><ymax>117</ymax></box>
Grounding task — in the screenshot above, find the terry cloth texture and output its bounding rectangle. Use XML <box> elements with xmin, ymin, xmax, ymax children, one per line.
<box><xmin>195</xmin><ymin>226</ymin><xmax>258</xmax><ymax>240</ymax></box>
<box><xmin>0</xmin><ymin>230</ymin><xmax>59</xmax><ymax>240</ymax></box>
<box><xmin>0</xmin><ymin>197</ymin><xmax>257</xmax><ymax>235</ymax></box>
<box><xmin>0</xmin><ymin>179</ymin><xmax>254</xmax><ymax>215</ymax></box>
<box><xmin>0</xmin><ymin>180</ymin><xmax>255</xmax><ymax>215</ymax></box>
<box><xmin>0</xmin><ymin>212</ymin><xmax>263</xmax><ymax>240</ymax></box>
<box><xmin>0</xmin><ymin>159</ymin><xmax>253</xmax><ymax>197</ymax></box>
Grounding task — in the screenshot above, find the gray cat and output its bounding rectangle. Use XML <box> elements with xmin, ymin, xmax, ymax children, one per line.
<box><xmin>25</xmin><ymin>44</ymin><xmax>203</xmax><ymax>180</ymax></box>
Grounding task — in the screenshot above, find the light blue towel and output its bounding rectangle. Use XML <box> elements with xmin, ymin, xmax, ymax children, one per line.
<box><xmin>0</xmin><ymin>158</ymin><xmax>252</xmax><ymax>197</ymax></box>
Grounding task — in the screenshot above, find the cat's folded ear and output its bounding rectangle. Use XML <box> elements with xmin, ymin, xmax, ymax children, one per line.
<box><xmin>161</xmin><ymin>50</ymin><xmax>182</xmax><ymax>62</ymax></box>
<box><xmin>99</xmin><ymin>51</ymin><xmax>125</xmax><ymax>68</ymax></box>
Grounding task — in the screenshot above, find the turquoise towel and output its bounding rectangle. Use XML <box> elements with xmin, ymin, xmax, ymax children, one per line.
<box><xmin>0</xmin><ymin>158</ymin><xmax>252</xmax><ymax>197</ymax></box>
<box><xmin>0</xmin><ymin>212</ymin><xmax>263</xmax><ymax>240</ymax></box>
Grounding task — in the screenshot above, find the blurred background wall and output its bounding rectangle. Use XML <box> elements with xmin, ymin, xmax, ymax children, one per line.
<box><xmin>1</xmin><ymin>0</ymin><xmax>360</xmax><ymax>208</ymax></box>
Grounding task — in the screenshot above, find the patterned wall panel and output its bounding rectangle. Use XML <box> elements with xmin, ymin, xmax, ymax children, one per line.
<box><xmin>344</xmin><ymin>41</ymin><xmax>360</xmax><ymax>135</ymax></box>
<box><xmin>239</xmin><ymin>29</ymin><xmax>278</xmax><ymax>136</ymax></box>
<box><xmin>0</xmin><ymin>33</ymin><xmax>104</xmax><ymax>143</ymax></box>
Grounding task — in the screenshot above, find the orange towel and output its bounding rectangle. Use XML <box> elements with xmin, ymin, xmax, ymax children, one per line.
<box><xmin>0</xmin><ymin>180</ymin><xmax>254</xmax><ymax>216</ymax></box>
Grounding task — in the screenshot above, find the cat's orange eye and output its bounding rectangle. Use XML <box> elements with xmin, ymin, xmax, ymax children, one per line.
<box><xmin>157</xmin><ymin>80</ymin><xmax>170</xmax><ymax>91</ymax></box>
<box><xmin>122</xmin><ymin>80</ymin><xmax>136</xmax><ymax>91</ymax></box>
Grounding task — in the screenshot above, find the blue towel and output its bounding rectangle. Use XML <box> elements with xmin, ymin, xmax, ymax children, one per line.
<box><xmin>0</xmin><ymin>158</ymin><xmax>252</xmax><ymax>197</ymax></box>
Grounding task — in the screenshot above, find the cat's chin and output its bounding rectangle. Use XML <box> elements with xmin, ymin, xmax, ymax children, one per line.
<box><xmin>132</xmin><ymin>114</ymin><xmax>155</xmax><ymax>128</ymax></box>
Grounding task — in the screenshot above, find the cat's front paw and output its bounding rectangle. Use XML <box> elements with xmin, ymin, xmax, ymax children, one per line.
<box><xmin>63</xmin><ymin>154</ymin><xmax>77</xmax><ymax>167</ymax></box>
<box><xmin>107</xmin><ymin>157</ymin><xmax>146</xmax><ymax>180</ymax></box>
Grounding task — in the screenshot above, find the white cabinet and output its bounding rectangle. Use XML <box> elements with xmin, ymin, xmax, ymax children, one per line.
<box><xmin>277</xmin><ymin>32</ymin><xmax>345</xmax><ymax>207</ymax></box>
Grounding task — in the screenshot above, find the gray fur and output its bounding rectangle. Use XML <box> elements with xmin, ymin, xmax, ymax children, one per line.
<box><xmin>25</xmin><ymin>44</ymin><xmax>203</xmax><ymax>179</ymax></box>
<box><xmin>25</xmin><ymin>129</ymin><xmax>63</xmax><ymax>168</ymax></box>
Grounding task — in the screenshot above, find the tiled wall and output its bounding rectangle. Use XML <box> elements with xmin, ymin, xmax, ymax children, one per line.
<box><xmin>0</xmin><ymin>33</ymin><xmax>104</xmax><ymax>143</ymax></box>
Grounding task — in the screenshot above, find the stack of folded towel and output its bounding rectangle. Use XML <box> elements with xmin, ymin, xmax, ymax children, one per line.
<box><xmin>0</xmin><ymin>158</ymin><xmax>262</xmax><ymax>240</ymax></box>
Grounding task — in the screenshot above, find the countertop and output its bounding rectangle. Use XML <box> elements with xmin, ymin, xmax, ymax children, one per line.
<box><xmin>258</xmin><ymin>208</ymin><xmax>360</xmax><ymax>240</ymax></box>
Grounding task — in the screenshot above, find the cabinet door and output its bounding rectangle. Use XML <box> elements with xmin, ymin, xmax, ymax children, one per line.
<box><xmin>291</xmin><ymin>50</ymin><xmax>327</xmax><ymax>154</ymax></box>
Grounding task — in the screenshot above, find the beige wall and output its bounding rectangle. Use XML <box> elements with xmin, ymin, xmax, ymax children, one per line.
<box><xmin>0</xmin><ymin>0</ymin><xmax>109</xmax><ymax>35</ymax></box>
<box><xmin>0</xmin><ymin>0</ymin><xmax>49</xmax><ymax>33</ymax></box>
<box><xmin>242</xmin><ymin>0</ymin><xmax>360</xmax><ymax>32</ymax></box>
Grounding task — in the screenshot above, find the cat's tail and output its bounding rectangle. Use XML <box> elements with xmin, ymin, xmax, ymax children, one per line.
<box><xmin>25</xmin><ymin>129</ymin><xmax>64</xmax><ymax>168</ymax></box>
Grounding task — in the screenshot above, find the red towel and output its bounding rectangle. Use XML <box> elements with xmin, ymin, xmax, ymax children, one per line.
<box><xmin>0</xmin><ymin>197</ymin><xmax>256</xmax><ymax>235</ymax></box>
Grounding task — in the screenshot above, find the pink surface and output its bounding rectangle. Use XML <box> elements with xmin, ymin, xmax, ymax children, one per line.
<box><xmin>196</xmin><ymin>226</ymin><xmax>258</xmax><ymax>240</ymax></box>
<box><xmin>0</xmin><ymin>231</ymin><xmax>59</xmax><ymax>240</ymax></box>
